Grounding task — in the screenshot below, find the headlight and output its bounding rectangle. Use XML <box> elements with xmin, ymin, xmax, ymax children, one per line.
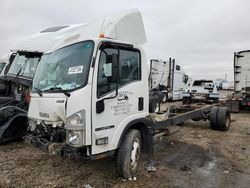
<box><xmin>66</xmin><ymin>130</ymin><xmax>82</xmax><ymax>146</ymax></box>
<box><xmin>66</xmin><ymin>130</ymin><xmax>81</xmax><ymax>146</ymax></box>
<box><xmin>28</xmin><ymin>119</ymin><xmax>37</xmax><ymax>131</ymax></box>
<box><xmin>66</xmin><ymin>110</ymin><xmax>86</xmax><ymax>129</ymax></box>
<box><xmin>66</xmin><ymin>110</ymin><xmax>86</xmax><ymax>147</ymax></box>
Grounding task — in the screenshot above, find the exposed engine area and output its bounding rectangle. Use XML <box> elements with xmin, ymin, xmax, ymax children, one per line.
<box><xmin>28</xmin><ymin>122</ymin><xmax>66</xmax><ymax>143</ymax></box>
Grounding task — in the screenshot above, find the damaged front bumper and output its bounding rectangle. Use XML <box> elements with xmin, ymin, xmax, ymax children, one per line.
<box><xmin>25</xmin><ymin>134</ymin><xmax>89</xmax><ymax>159</ymax></box>
<box><xmin>25</xmin><ymin>134</ymin><xmax>115</xmax><ymax>160</ymax></box>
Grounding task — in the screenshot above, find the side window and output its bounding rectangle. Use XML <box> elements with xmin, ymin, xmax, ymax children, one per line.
<box><xmin>176</xmin><ymin>65</ymin><xmax>180</xmax><ymax>71</ymax></box>
<box><xmin>97</xmin><ymin>46</ymin><xmax>141</xmax><ymax>98</ymax></box>
<box><xmin>97</xmin><ymin>48</ymin><xmax>118</xmax><ymax>98</ymax></box>
<box><xmin>120</xmin><ymin>49</ymin><xmax>141</xmax><ymax>85</ymax></box>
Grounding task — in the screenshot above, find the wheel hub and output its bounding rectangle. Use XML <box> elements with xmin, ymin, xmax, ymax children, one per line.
<box><xmin>155</xmin><ymin>103</ymin><xmax>159</xmax><ymax>113</ymax></box>
<box><xmin>131</xmin><ymin>139</ymin><xmax>140</xmax><ymax>169</ymax></box>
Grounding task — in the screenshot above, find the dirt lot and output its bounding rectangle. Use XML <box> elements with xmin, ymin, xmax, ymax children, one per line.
<box><xmin>0</xmin><ymin>110</ymin><xmax>250</xmax><ymax>187</ymax></box>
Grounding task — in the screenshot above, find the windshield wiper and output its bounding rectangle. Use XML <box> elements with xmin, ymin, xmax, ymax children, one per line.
<box><xmin>34</xmin><ymin>87</ymin><xmax>43</xmax><ymax>97</ymax></box>
<box><xmin>15</xmin><ymin>58</ymin><xmax>29</xmax><ymax>80</ymax></box>
<box><xmin>44</xmin><ymin>87</ymin><xmax>71</xmax><ymax>97</ymax></box>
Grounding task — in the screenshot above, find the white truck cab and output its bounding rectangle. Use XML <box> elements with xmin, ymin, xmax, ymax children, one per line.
<box><xmin>27</xmin><ymin>9</ymin><xmax>150</xmax><ymax>177</ymax></box>
<box><xmin>149</xmin><ymin>58</ymin><xmax>188</xmax><ymax>102</ymax></box>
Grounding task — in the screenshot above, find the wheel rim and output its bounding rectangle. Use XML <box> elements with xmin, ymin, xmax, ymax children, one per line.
<box><xmin>131</xmin><ymin>138</ymin><xmax>140</xmax><ymax>170</ymax></box>
<box><xmin>155</xmin><ymin>102</ymin><xmax>160</xmax><ymax>113</ymax></box>
<box><xmin>162</xmin><ymin>94</ymin><xmax>167</xmax><ymax>102</ymax></box>
<box><xmin>225</xmin><ymin>115</ymin><xmax>230</xmax><ymax>128</ymax></box>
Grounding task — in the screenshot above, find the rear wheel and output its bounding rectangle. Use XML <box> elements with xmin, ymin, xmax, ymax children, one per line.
<box><xmin>217</xmin><ymin>107</ymin><xmax>231</xmax><ymax>131</ymax></box>
<box><xmin>117</xmin><ymin>129</ymin><xmax>141</xmax><ymax>178</ymax></box>
<box><xmin>210</xmin><ymin>106</ymin><xmax>219</xmax><ymax>130</ymax></box>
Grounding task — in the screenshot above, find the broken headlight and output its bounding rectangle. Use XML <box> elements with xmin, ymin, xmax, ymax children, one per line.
<box><xmin>66</xmin><ymin>110</ymin><xmax>86</xmax><ymax>146</ymax></box>
<box><xmin>66</xmin><ymin>110</ymin><xmax>86</xmax><ymax>129</ymax></box>
<box><xmin>66</xmin><ymin>130</ymin><xmax>82</xmax><ymax>146</ymax></box>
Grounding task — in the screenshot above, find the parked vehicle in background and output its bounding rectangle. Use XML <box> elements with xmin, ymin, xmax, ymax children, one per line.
<box><xmin>222</xmin><ymin>81</ymin><xmax>234</xmax><ymax>90</ymax></box>
<box><xmin>226</xmin><ymin>50</ymin><xmax>250</xmax><ymax>112</ymax></box>
<box><xmin>0</xmin><ymin>55</ymin><xmax>9</xmax><ymax>76</ymax></box>
<box><xmin>149</xmin><ymin>58</ymin><xmax>188</xmax><ymax>103</ymax></box>
<box><xmin>0</xmin><ymin>24</ymin><xmax>84</xmax><ymax>144</ymax></box>
<box><xmin>183</xmin><ymin>79</ymin><xmax>219</xmax><ymax>104</ymax></box>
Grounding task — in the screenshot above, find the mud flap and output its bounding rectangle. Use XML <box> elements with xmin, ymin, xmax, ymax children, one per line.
<box><xmin>0</xmin><ymin>113</ymin><xmax>28</xmax><ymax>144</ymax></box>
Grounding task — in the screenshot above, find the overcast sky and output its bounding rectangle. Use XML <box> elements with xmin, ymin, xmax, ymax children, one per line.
<box><xmin>1</xmin><ymin>0</ymin><xmax>250</xmax><ymax>81</ymax></box>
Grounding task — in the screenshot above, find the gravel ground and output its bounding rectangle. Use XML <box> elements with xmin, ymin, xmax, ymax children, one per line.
<box><xmin>0</xmin><ymin>100</ymin><xmax>249</xmax><ymax>187</ymax></box>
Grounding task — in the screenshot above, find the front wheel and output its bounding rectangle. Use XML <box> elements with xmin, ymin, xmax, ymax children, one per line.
<box><xmin>162</xmin><ymin>92</ymin><xmax>168</xmax><ymax>103</ymax></box>
<box><xmin>117</xmin><ymin>129</ymin><xmax>142</xmax><ymax>178</ymax></box>
<box><xmin>149</xmin><ymin>98</ymin><xmax>161</xmax><ymax>113</ymax></box>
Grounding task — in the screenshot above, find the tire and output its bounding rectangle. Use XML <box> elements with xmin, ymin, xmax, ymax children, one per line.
<box><xmin>213</xmin><ymin>99</ymin><xmax>219</xmax><ymax>103</ymax></box>
<box><xmin>153</xmin><ymin>91</ymin><xmax>163</xmax><ymax>102</ymax></box>
<box><xmin>192</xmin><ymin>117</ymin><xmax>201</xmax><ymax>121</ymax></box>
<box><xmin>217</xmin><ymin>107</ymin><xmax>231</xmax><ymax>131</ymax></box>
<box><xmin>117</xmin><ymin>129</ymin><xmax>142</xmax><ymax>178</ymax></box>
<box><xmin>161</xmin><ymin>92</ymin><xmax>168</xmax><ymax>103</ymax></box>
<box><xmin>177</xmin><ymin>122</ymin><xmax>184</xmax><ymax>126</ymax></box>
<box><xmin>183</xmin><ymin>97</ymin><xmax>191</xmax><ymax>105</ymax></box>
<box><xmin>149</xmin><ymin>97</ymin><xmax>160</xmax><ymax>113</ymax></box>
<box><xmin>210</xmin><ymin>106</ymin><xmax>219</xmax><ymax>130</ymax></box>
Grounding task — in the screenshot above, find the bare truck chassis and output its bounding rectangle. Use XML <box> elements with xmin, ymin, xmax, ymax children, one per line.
<box><xmin>25</xmin><ymin>103</ymin><xmax>230</xmax><ymax>159</ymax></box>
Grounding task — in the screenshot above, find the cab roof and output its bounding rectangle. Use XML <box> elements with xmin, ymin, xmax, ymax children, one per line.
<box><xmin>11</xmin><ymin>23</ymin><xmax>85</xmax><ymax>53</ymax></box>
<box><xmin>0</xmin><ymin>54</ymin><xmax>9</xmax><ymax>63</ymax></box>
<box><xmin>46</xmin><ymin>9</ymin><xmax>147</xmax><ymax>53</ymax></box>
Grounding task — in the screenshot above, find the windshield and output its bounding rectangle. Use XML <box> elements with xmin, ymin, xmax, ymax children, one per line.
<box><xmin>0</xmin><ymin>63</ymin><xmax>6</xmax><ymax>74</ymax></box>
<box><xmin>32</xmin><ymin>41</ymin><xmax>94</xmax><ymax>92</ymax></box>
<box><xmin>7</xmin><ymin>52</ymin><xmax>41</xmax><ymax>78</ymax></box>
<box><xmin>193</xmin><ymin>80</ymin><xmax>213</xmax><ymax>87</ymax></box>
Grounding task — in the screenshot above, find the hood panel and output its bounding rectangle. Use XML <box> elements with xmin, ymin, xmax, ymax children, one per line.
<box><xmin>28</xmin><ymin>96</ymin><xmax>66</xmax><ymax>122</ymax></box>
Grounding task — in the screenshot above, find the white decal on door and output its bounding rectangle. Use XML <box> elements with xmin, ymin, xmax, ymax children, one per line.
<box><xmin>111</xmin><ymin>91</ymin><xmax>133</xmax><ymax>116</ymax></box>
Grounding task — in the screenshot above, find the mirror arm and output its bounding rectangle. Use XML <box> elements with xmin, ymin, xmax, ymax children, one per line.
<box><xmin>96</xmin><ymin>43</ymin><xmax>120</xmax><ymax>114</ymax></box>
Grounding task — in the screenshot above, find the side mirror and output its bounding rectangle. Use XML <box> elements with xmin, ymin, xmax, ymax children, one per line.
<box><xmin>111</xmin><ymin>53</ymin><xmax>119</xmax><ymax>82</ymax></box>
<box><xmin>4</xmin><ymin>53</ymin><xmax>16</xmax><ymax>75</ymax></box>
<box><xmin>184</xmin><ymin>75</ymin><xmax>189</xmax><ymax>84</ymax></box>
<box><xmin>103</xmin><ymin>53</ymin><xmax>119</xmax><ymax>83</ymax></box>
<box><xmin>4</xmin><ymin>64</ymin><xmax>10</xmax><ymax>75</ymax></box>
<box><xmin>103</xmin><ymin>63</ymin><xmax>112</xmax><ymax>77</ymax></box>
<box><xmin>9</xmin><ymin>53</ymin><xmax>16</xmax><ymax>64</ymax></box>
<box><xmin>96</xmin><ymin>53</ymin><xmax>119</xmax><ymax>114</ymax></box>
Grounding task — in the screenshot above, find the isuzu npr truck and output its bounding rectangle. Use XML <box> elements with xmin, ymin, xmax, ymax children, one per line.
<box><xmin>26</xmin><ymin>9</ymin><xmax>231</xmax><ymax>178</ymax></box>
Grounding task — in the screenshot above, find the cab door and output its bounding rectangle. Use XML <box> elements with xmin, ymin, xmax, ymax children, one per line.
<box><xmin>91</xmin><ymin>43</ymin><xmax>147</xmax><ymax>155</ymax></box>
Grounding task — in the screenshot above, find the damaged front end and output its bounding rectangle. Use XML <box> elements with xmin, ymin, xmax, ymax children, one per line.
<box><xmin>25</xmin><ymin>120</ymin><xmax>89</xmax><ymax>159</ymax></box>
<box><xmin>0</xmin><ymin>51</ymin><xmax>42</xmax><ymax>145</ymax></box>
<box><xmin>0</xmin><ymin>85</ymin><xmax>31</xmax><ymax>144</ymax></box>
<box><xmin>0</xmin><ymin>106</ymin><xmax>28</xmax><ymax>144</ymax></box>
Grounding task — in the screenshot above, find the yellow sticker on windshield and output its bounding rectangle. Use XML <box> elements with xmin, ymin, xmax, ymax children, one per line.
<box><xmin>68</xmin><ymin>66</ymin><xmax>83</xmax><ymax>74</ymax></box>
